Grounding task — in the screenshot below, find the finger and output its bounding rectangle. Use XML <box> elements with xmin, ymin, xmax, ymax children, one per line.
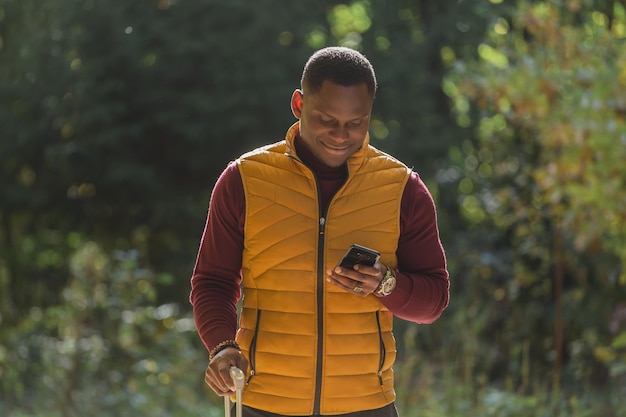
<box><xmin>351</xmin><ymin>280</ymin><xmax>368</xmax><ymax>296</ymax></box>
<box><xmin>353</xmin><ymin>263</ymin><xmax>381</xmax><ymax>278</ymax></box>
<box><xmin>205</xmin><ymin>365</ymin><xmax>233</xmax><ymax>396</ymax></box>
<box><xmin>335</xmin><ymin>266</ymin><xmax>373</xmax><ymax>285</ymax></box>
<box><xmin>326</xmin><ymin>268</ymin><xmax>356</xmax><ymax>287</ymax></box>
<box><xmin>219</xmin><ymin>365</ymin><xmax>237</xmax><ymax>391</ymax></box>
<box><xmin>327</xmin><ymin>273</ymin><xmax>369</xmax><ymax>296</ymax></box>
<box><xmin>236</xmin><ymin>357</ymin><xmax>250</xmax><ymax>376</ymax></box>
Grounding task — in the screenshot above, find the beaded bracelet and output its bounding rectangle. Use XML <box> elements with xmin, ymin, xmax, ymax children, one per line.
<box><xmin>209</xmin><ymin>339</ymin><xmax>241</xmax><ymax>361</ymax></box>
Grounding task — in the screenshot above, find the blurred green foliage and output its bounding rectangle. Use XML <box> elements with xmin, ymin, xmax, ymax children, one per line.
<box><xmin>446</xmin><ymin>0</ymin><xmax>626</xmax><ymax>396</ymax></box>
<box><xmin>0</xmin><ymin>241</ymin><xmax>212</xmax><ymax>416</ymax></box>
<box><xmin>1</xmin><ymin>0</ymin><xmax>625</xmax><ymax>416</ymax></box>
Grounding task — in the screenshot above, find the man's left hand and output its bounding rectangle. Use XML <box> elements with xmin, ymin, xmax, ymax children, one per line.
<box><xmin>326</xmin><ymin>262</ymin><xmax>384</xmax><ymax>297</ymax></box>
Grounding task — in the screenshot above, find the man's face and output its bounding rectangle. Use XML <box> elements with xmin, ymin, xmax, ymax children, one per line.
<box><xmin>291</xmin><ymin>80</ymin><xmax>373</xmax><ymax>168</ymax></box>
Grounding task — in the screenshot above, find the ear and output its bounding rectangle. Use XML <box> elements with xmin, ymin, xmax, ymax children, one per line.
<box><xmin>291</xmin><ymin>89</ymin><xmax>303</xmax><ymax>119</ymax></box>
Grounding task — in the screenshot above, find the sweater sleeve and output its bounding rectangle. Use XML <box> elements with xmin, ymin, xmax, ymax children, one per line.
<box><xmin>189</xmin><ymin>162</ymin><xmax>245</xmax><ymax>353</ymax></box>
<box><xmin>378</xmin><ymin>171</ymin><xmax>450</xmax><ymax>324</ymax></box>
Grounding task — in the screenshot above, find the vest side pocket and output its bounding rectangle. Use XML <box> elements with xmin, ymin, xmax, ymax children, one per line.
<box><xmin>247</xmin><ymin>309</ymin><xmax>262</xmax><ymax>384</ymax></box>
<box><xmin>375</xmin><ymin>310</ymin><xmax>386</xmax><ymax>386</ymax></box>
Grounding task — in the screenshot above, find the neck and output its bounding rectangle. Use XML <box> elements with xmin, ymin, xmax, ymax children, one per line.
<box><xmin>294</xmin><ymin>136</ymin><xmax>347</xmax><ymax>180</ymax></box>
<box><xmin>294</xmin><ymin>136</ymin><xmax>347</xmax><ymax>212</ymax></box>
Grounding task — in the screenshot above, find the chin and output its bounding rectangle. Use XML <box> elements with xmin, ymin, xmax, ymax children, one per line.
<box><xmin>322</xmin><ymin>157</ymin><xmax>348</xmax><ymax>168</ymax></box>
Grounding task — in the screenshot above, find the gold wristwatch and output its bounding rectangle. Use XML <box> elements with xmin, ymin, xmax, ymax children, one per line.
<box><xmin>374</xmin><ymin>265</ymin><xmax>396</xmax><ymax>297</ymax></box>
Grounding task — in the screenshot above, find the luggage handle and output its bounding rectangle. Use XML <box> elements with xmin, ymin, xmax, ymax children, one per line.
<box><xmin>224</xmin><ymin>366</ymin><xmax>245</xmax><ymax>417</ymax></box>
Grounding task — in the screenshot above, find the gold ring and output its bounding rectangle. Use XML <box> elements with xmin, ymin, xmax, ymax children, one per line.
<box><xmin>354</xmin><ymin>282</ymin><xmax>363</xmax><ymax>293</ymax></box>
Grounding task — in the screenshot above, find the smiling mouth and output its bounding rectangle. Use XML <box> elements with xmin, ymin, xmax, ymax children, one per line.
<box><xmin>322</xmin><ymin>142</ymin><xmax>350</xmax><ymax>154</ymax></box>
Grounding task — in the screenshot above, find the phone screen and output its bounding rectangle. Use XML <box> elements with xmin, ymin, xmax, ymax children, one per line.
<box><xmin>338</xmin><ymin>244</ymin><xmax>380</xmax><ymax>269</ymax></box>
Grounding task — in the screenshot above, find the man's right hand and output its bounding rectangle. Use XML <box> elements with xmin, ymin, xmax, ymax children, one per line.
<box><xmin>205</xmin><ymin>347</ymin><xmax>249</xmax><ymax>396</ymax></box>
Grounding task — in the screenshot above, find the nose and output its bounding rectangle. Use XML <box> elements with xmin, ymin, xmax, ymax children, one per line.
<box><xmin>330</xmin><ymin>126</ymin><xmax>349</xmax><ymax>141</ymax></box>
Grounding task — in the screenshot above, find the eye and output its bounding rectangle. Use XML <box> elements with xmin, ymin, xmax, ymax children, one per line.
<box><xmin>320</xmin><ymin>116</ymin><xmax>335</xmax><ymax>125</ymax></box>
<box><xmin>348</xmin><ymin>120</ymin><xmax>363</xmax><ymax>128</ymax></box>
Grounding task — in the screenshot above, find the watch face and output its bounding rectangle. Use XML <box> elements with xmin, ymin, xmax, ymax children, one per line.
<box><xmin>377</xmin><ymin>274</ymin><xmax>396</xmax><ymax>296</ymax></box>
<box><xmin>382</xmin><ymin>277</ymin><xmax>396</xmax><ymax>295</ymax></box>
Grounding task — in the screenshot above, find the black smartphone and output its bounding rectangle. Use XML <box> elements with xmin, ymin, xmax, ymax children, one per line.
<box><xmin>338</xmin><ymin>244</ymin><xmax>380</xmax><ymax>269</ymax></box>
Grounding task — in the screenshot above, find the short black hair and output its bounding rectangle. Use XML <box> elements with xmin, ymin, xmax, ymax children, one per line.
<box><xmin>301</xmin><ymin>47</ymin><xmax>377</xmax><ymax>97</ymax></box>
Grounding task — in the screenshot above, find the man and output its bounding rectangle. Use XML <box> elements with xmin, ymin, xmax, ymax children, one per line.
<box><xmin>190</xmin><ymin>46</ymin><xmax>449</xmax><ymax>417</ymax></box>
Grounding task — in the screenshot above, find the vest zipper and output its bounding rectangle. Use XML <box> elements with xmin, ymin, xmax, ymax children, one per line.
<box><xmin>313</xmin><ymin>214</ymin><xmax>326</xmax><ymax>414</ymax></box>
<box><xmin>287</xmin><ymin>150</ymin><xmax>341</xmax><ymax>415</ymax></box>
<box><xmin>376</xmin><ymin>311</ymin><xmax>386</xmax><ymax>386</ymax></box>
<box><xmin>247</xmin><ymin>309</ymin><xmax>261</xmax><ymax>383</ymax></box>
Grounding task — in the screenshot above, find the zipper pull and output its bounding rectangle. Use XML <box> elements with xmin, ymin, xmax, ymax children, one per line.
<box><xmin>319</xmin><ymin>217</ymin><xmax>326</xmax><ymax>235</ymax></box>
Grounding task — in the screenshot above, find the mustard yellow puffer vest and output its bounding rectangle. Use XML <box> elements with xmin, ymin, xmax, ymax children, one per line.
<box><xmin>235</xmin><ymin>122</ymin><xmax>411</xmax><ymax>416</ymax></box>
